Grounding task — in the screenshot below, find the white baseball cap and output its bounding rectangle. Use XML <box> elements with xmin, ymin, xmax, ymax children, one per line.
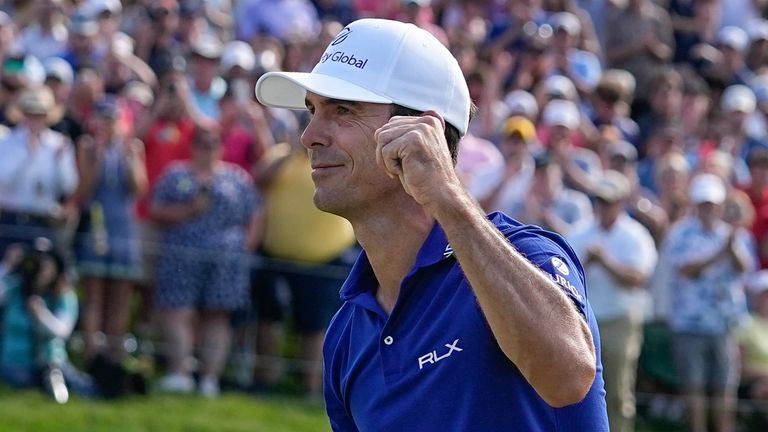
<box><xmin>221</xmin><ymin>41</ymin><xmax>256</xmax><ymax>72</ymax></box>
<box><xmin>542</xmin><ymin>99</ymin><xmax>581</xmax><ymax>130</ymax></box>
<box><xmin>718</xmin><ymin>26</ymin><xmax>749</xmax><ymax>51</ymax></box>
<box><xmin>721</xmin><ymin>84</ymin><xmax>756</xmax><ymax>113</ymax></box>
<box><xmin>504</xmin><ymin>89</ymin><xmax>538</xmax><ymax>119</ymax></box>
<box><xmin>688</xmin><ymin>173</ymin><xmax>726</xmax><ymax>204</ymax></box>
<box><xmin>550</xmin><ymin>12</ymin><xmax>581</xmax><ymax>36</ymax></box>
<box><xmin>255</xmin><ymin>18</ymin><xmax>471</xmax><ymax>135</ymax></box>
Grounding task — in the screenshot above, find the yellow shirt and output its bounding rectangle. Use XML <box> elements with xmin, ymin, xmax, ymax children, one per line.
<box><xmin>737</xmin><ymin>314</ymin><xmax>768</xmax><ymax>376</ymax></box>
<box><xmin>262</xmin><ymin>143</ymin><xmax>356</xmax><ymax>263</ymax></box>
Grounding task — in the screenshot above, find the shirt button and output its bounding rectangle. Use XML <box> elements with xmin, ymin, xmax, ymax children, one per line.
<box><xmin>384</xmin><ymin>336</ymin><xmax>394</xmax><ymax>345</ymax></box>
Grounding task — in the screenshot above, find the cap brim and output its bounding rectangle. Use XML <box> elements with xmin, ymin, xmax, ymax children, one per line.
<box><xmin>255</xmin><ymin>71</ymin><xmax>392</xmax><ymax>110</ymax></box>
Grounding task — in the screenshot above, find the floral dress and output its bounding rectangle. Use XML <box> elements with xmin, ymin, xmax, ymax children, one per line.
<box><xmin>152</xmin><ymin>162</ymin><xmax>259</xmax><ymax>310</ymax></box>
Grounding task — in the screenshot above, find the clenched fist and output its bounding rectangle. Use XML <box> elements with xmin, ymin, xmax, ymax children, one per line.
<box><xmin>374</xmin><ymin>113</ymin><xmax>464</xmax><ymax>212</ymax></box>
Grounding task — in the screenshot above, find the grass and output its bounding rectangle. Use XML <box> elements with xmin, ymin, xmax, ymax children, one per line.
<box><xmin>0</xmin><ymin>384</ymin><xmax>331</xmax><ymax>432</ymax></box>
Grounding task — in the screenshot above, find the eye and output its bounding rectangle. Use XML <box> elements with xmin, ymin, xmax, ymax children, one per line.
<box><xmin>336</xmin><ymin>105</ymin><xmax>352</xmax><ymax>115</ymax></box>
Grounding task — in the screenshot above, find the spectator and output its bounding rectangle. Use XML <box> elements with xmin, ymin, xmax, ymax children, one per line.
<box><xmin>72</xmin><ymin>97</ymin><xmax>147</xmax><ymax>362</ymax></box>
<box><xmin>506</xmin><ymin>151</ymin><xmax>594</xmax><ymax>235</ymax></box>
<box><xmin>0</xmin><ymin>240</ymin><xmax>98</xmax><ymax>402</ymax></box>
<box><xmin>216</xmin><ymin>86</ymin><xmax>273</xmax><ymax>176</ymax></box>
<box><xmin>659</xmin><ymin>173</ymin><xmax>754</xmax><ymax>432</ymax></box>
<box><xmin>151</xmin><ymin>126</ymin><xmax>262</xmax><ymax>397</ymax></box>
<box><xmin>737</xmin><ymin>270</ymin><xmax>768</xmax><ymax>402</ymax></box>
<box><xmin>568</xmin><ymin>170</ymin><xmax>657</xmax><ymax>432</ymax></box>
<box><xmin>590</xmin><ymin>69</ymin><xmax>640</xmax><ymax>147</ymax></box>
<box><xmin>711</xmin><ymin>26</ymin><xmax>755</xmax><ymax>87</ymax></box>
<box><xmin>603</xmin><ymin>139</ymin><xmax>669</xmax><ymax>244</ymax></box>
<box><xmin>0</xmin><ymin>86</ymin><xmax>77</xmax><ymax>255</ymax></box>
<box><xmin>186</xmin><ymin>34</ymin><xmax>226</xmax><ymax>122</ymax></box>
<box><xmin>604</xmin><ymin>0</ymin><xmax>674</xmax><ymax>117</ymax></box>
<box><xmin>635</xmin><ymin>67</ymin><xmax>684</xmax><ymax>156</ymax></box>
<box><xmin>543</xmin><ymin>0</ymin><xmax>602</xmax><ymax>56</ymax></box>
<box><xmin>743</xmin><ymin>148</ymin><xmax>768</xmax><ymax>269</ymax></box>
<box><xmin>19</xmin><ymin>0</ymin><xmax>68</xmax><ymax>62</ymax></box>
<box><xmin>716</xmin><ymin>84</ymin><xmax>764</xmax><ymax>179</ymax></box>
<box><xmin>235</xmin><ymin>0</ymin><xmax>321</xmax><ymax>43</ymax></box>
<box><xmin>548</xmin><ymin>11</ymin><xmax>602</xmax><ymax>94</ymax></box>
<box><xmin>61</xmin><ymin>12</ymin><xmax>102</xmax><ymax>73</ymax></box>
<box><xmin>541</xmin><ymin>99</ymin><xmax>602</xmax><ymax>193</ymax></box>
<box><xmin>482</xmin><ymin>115</ymin><xmax>539</xmax><ymax>213</ymax></box>
<box><xmin>43</xmin><ymin>57</ymin><xmax>84</xmax><ymax>143</ymax></box>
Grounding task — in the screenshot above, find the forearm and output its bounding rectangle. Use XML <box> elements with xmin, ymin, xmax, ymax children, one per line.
<box><xmin>34</xmin><ymin>309</ymin><xmax>75</xmax><ymax>339</ymax></box>
<box><xmin>598</xmin><ymin>257</ymin><xmax>650</xmax><ymax>287</ymax></box>
<box><xmin>150</xmin><ymin>203</ymin><xmax>196</xmax><ymax>225</ymax></box>
<box><xmin>430</xmin><ymin>189</ymin><xmax>596</xmax><ymax>407</ymax></box>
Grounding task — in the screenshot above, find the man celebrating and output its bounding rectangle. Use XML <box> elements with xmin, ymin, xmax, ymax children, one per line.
<box><xmin>256</xmin><ymin>18</ymin><xmax>608</xmax><ymax>431</ymax></box>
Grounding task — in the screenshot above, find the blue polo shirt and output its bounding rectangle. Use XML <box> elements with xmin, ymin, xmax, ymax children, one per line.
<box><xmin>323</xmin><ymin>212</ymin><xmax>608</xmax><ymax>431</ymax></box>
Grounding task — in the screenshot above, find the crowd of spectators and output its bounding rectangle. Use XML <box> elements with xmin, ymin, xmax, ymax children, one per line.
<box><xmin>2</xmin><ymin>0</ymin><xmax>768</xmax><ymax>430</ymax></box>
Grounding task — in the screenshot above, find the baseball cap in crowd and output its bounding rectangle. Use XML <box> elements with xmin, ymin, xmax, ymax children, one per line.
<box><xmin>255</xmin><ymin>18</ymin><xmax>471</xmax><ymax>135</ymax></box>
<box><xmin>550</xmin><ymin>12</ymin><xmax>581</xmax><ymax>36</ymax></box>
<box><xmin>504</xmin><ymin>89</ymin><xmax>538</xmax><ymax>119</ymax></box>
<box><xmin>43</xmin><ymin>57</ymin><xmax>74</xmax><ymax>86</ymax></box>
<box><xmin>607</xmin><ymin>140</ymin><xmax>638</xmax><ymax>163</ymax></box>
<box><xmin>542</xmin><ymin>75</ymin><xmax>577</xmax><ymax>100</ymax></box>
<box><xmin>592</xmin><ymin>170</ymin><xmax>631</xmax><ymax>203</ymax></box>
<box><xmin>221</xmin><ymin>41</ymin><xmax>256</xmax><ymax>72</ymax></box>
<box><xmin>542</xmin><ymin>99</ymin><xmax>580</xmax><ymax>130</ymax></box>
<box><xmin>18</xmin><ymin>86</ymin><xmax>56</xmax><ymax>115</ymax></box>
<box><xmin>84</xmin><ymin>0</ymin><xmax>122</xmax><ymax>18</ymax></box>
<box><xmin>191</xmin><ymin>34</ymin><xmax>223</xmax><ymax>59</ymax></box>
<box><xmin>688</xmin><ymin>173</ymin><xmax>726</xmax><ymax>205</ymax></box>
<box><xmin>717</xmin><ymin>26</ymin><xmax>749</xmax><ymax>51</ymax></box>
<box><xmin>721</xmin><ymin>84</ymin><xmax>756</xmax><ymax>113</ymax></box>
<box><xmin>69</xmin><ymin>12</ymin><xmax>99</xmax><ymax>37</ymax></box>
<box><xmin>503</xmin><ymin>116</ymin><xmax>536</xmax><ymax>142</ymax></box>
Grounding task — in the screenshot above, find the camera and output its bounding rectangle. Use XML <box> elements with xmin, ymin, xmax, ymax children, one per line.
<box><xmin>12</xmin><ymin>238</ymin><xmax>65</xmax><ymax>299</ymax></box>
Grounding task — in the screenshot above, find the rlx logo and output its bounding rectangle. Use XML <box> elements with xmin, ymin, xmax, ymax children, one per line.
<box><xmin>418</xmin><ymin>339</ymin><xmax>463</xmax><ymax>370</ymax></box>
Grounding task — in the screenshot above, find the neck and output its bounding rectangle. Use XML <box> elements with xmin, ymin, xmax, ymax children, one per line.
<box><xmin>192</xmin><ymin>159</ymin><xmax>217</xmax><ymax>174</ymax></box>
<box><xmin>350</xmin><ymin>199</ymin><xmax>433</xmax><ymax>314</ymax></box>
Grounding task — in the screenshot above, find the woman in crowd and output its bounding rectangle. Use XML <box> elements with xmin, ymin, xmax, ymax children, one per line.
<box><xmin>74</xmin><ymin>96</ymin><xmax>147</xmax><ymax>363</ymax></box>
<box><xmin>150</xmin><ymin>126</ymin><xmax>262</xmax><ymax>397</ymax></box>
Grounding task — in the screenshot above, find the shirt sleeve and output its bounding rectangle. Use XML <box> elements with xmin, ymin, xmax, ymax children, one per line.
<box><xmin>506</xmin><ymin>227</ymin><xmax>588</xmax><ymax>315</ymax></box>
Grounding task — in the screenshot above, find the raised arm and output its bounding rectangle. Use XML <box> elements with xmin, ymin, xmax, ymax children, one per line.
<box><xmin>375</xmin><ymin>114</ymin><xmax>596</xmax><ymax>407</ymax></box>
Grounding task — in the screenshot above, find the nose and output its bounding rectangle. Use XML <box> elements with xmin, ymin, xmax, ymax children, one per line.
<box><xmin>300</xmin><ymin>114</ymin><xmax>329</xmax><ymax>150</ymax></box>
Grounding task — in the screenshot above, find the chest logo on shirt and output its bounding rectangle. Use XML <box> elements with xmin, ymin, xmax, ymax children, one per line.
<box><xmin>552</xmin><ymin>257</ymin><xmax>570</xmax><ymax>275</ymax></box>
<box><xmin>418</xmin><ymin>339</ymin><xmax>463</xmax><ymax>370</ymax></box>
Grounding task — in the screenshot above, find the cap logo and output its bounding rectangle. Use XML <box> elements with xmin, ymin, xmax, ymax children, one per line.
<box><xmin>331</xmin><ymin>27</ymin><xmax>352</xmax><ymax>46</ymax></box>
<box><xmin>319</xmin><ymin>51</ymin><xmax>369</xmax><ymax>70</ymax></box>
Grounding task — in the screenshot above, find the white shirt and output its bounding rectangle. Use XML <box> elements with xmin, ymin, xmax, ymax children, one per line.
<box><xmin>0</xmin><ymin>126</ymin><xmax>78</xmax><ymax>215</ymax></box>
<box><xmin>20</xmin><ymin>24</ymin><xmax>69</xmax><ymax>61</ymax></box>
<box><xmin>567</xmin><ymin>213</ymin><xmax>658</xmax><ymax>321</ymax></box>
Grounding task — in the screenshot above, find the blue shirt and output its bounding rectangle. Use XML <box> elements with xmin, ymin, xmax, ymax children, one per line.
<box><xmin>323</xmin><ymin>212</ymin><xmax>609</xmax><ymax>431</ymax></box>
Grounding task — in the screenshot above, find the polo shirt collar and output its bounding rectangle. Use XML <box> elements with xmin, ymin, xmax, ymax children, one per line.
<box><xmin>339</xmin><ymin>222</ymin><xmax>453</xmax><ymax>308</ymax></box>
